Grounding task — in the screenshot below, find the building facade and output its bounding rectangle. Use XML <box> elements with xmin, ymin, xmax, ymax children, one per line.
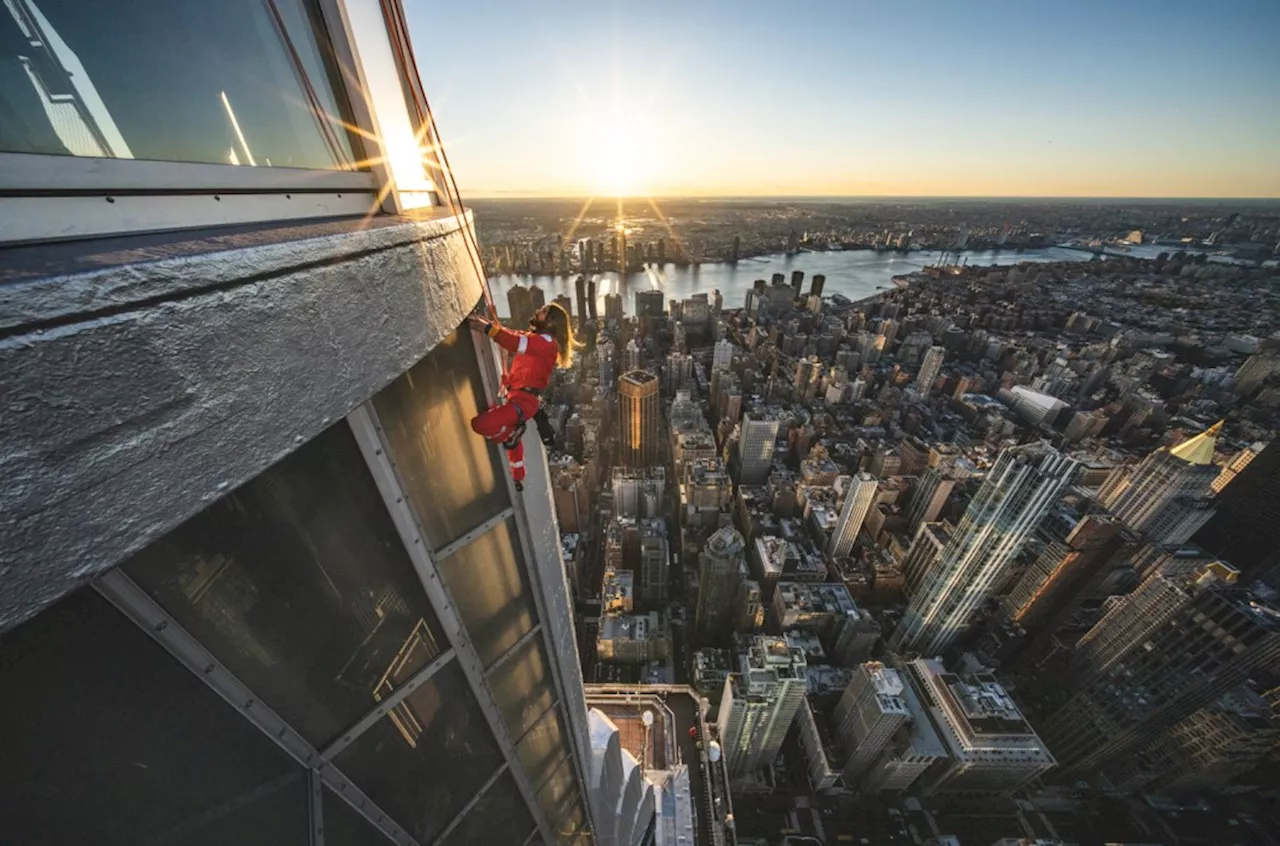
<box><xmin>833</xmin><ymin>663</ymin><xmax>910</xmax><ymax>780</ymax></box>
<box><xmin>1102</xmin><ymin>423</ymin><xmax>1222</xmax><ymax>546</ymax></box>
<box><xmin>618</xmin><ymin>370</ymin><xmax>661</xmax><ymax>468</ymax></box>
<box><xmin>828</xmin><ymin>472</ymin><xmax>879</xmax><ymax>557</ymax></box>
<box><xmin>891</xmin><ymin>445</ymin><xmax>1078</xmax><ymax>656</ymax></box>
<box><xmin>738</xmin><ymin>410</ymin><xmax>782</xmax><ymax>485</ymax></box>
<box><xmin>916</xmin><ymin>346</ymin><xmax>946</xmax><ymax>396</ymax></box>
<box><xmin>696</xmin><ymin>527</ymin><xmax>748</xmax><ymax>643</ymax></box>
<box><xmin>1043</xmin><ymin>566</ymin><xmax>1280</xmax><ymax>779</ymax></box>
<box><xmin>0</xmin><ymin>6</ymin><xmax>596</xmax><ymax>842</ymax></box>
<box><xmin>716</xmin><ymin>636</ymin><xmax>809</xmax><ymax>777</ymax></box>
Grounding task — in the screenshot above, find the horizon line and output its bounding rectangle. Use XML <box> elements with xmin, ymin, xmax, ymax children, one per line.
<box><xmin>463</xmin><ymin>193</ymin><xmax>1280</xmax><ymax>202</ymax></box>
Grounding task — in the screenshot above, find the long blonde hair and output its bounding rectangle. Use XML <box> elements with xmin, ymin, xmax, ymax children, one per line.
<box><xmin>543</xmin><ymin>301</ymin><xmax>578</xmax><ymax>367</ymax></box>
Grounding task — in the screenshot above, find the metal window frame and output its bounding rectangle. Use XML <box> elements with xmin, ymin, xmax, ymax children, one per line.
<box><xmin>0</xmin><ymin>0</ymin><xmax>447</xmax><ymax>245</ymax></box>
<box><xmin>433</xmin><ymin>506</ymin><xmax>516</xmax><ymax>561</ymax></box>
<box><xmin>469</xmin><ymin>325</ymin><xmax>599</xmax><ymax>829</ymax></box>
<box><xmin>431</xmin><ymin>761</ymin><xmax>511</xmax><ymax>845</ymax></box>
<box><xmin>346</xmin><ymin>402</ymin><xmax>559</xmax><ymax>846</ymax></box>
<box><xmin>0</xmin><ymin>153</ymin><xmax>376</xmax><ymax>194</ymax></box>
<box><xmin>93</xmin><ymin>569</ymin><xmax>420</xmax><ymax>846</ymax></box>
<box><xmin>484</xmin><ymin>622</ymin><xmax>545</xmax><ymax>677</ymax></box>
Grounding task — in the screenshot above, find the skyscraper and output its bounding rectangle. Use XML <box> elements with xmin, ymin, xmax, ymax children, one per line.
<box><xmin>916</xmin><ymin>346</ymin><xmax>946</xmax><ymax>396</ymax></box>
<box><xmin>717</xmin><ymin>635</ymin><xmax>808</xmax><ymax>777</ymax></box>
<box><xmin>833</xmin><ymin>662</ymin><xmax>910</xmax><ymax>780</ymax></box>
<box><xmin>738</xmin><ymin>410</ymin><xmax>782</xmax><ymax>485</ymax></box>
<box><xmin>890</xmin><ymin>445</ymin><xmax>1078</xmax><ymax>656</ymax></box>
<box><xmin>603</xmin><ymin>293</ymin><xmax>623</xmax><ymax>322</ymax></box>
<box><xmin>713</xmin><ymin>338</ymin><xmax>735</xmax><ymax>372</ymax></box>
<box><xmin>507</xmin><ymin>283</ymin><xmax>535</xmax><ymax>328</ymax></box>
<box><xmin>696</xmin><ymin>527</ymin><xmax>747</xmax><ymax>643</ymax></box>
<box><xmin>1102</xmin><ymin>421</ymin><xmax>1222</xmax><ymax>545</ymax></box>
<box><xmin>615</xmin><ymin>226</ymin><xmax>628</xmax><ymax>273</ymax></box>
<box><xmin>900</xmin><ymin>522</ymin><xmax>950</xmax><ymax>597</ymax></box>
<box><xmin>0</xmin><ymin>3</ymin><xmax>597</xmax><ymax>835</ymax></box>
<box><xmin>635</xmin><ymin>289</ymin><xmax>665</xmax><ymax>319</ymax></box>
<box><xmin>1002</xmin><ymin>512</ymin><xmax>1123</xmax><ymax>631</ymax></box>
<box><xmin>904</xmin><ymin>465</ymin><xmax>956</xmax><ymax>536</ymax></box>
<box><xmin>618</xmin><ymin>370</ymin><xmax>660</xmax><ymax>468</ymax></box>
<box><xmin>1111</xmin><ymin>683</ymin><xmax>1280</xmax><ymax>795</ymax></box>
<box><xmin>1042</xmin><ymin>565</ymin><xmax>1280</xmax><ymax>779</ymax></box>
<box><xmin>828</xmin><ymin>472</ymin><xmax>878</xmax><ymax>557</ymax></box>
<box><xmin>905</xmin><ymin>660</ymin><xmax>1056</xmax><ymax>794</ymax></box>
<box><xmin>664</xmin><ymin>352</ymin><xmax>693</xmax><ymax>395</ymax></box>
<box><xmin>1195</xmin><ymin>440</ymin><xmax>1280</xmax><ymax>580</ymax></box>
<box><xmin>575</xmin><ymin>274</ymin><xmax>588</xmax><ymax>325</ymax></box>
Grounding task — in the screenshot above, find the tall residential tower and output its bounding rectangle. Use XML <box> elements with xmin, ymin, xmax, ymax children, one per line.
<box><xmin>890</xmin><ymin>445</ymin><xmax>1078</xmax><ymax>656</ymax></box>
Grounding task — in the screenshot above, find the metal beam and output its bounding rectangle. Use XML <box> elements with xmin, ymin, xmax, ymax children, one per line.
<box><xmin>430</xmin><ymin>762</ymin><xmax>509</xmax><ymax>846</ymax></box>
<box><xmin>94</xmin><ymin>569</ymin><xmax>418</xmax><ymax>846</ymax></box>
<box><xmin>432</xmin><ymin>506</ymin><xmax>515</xmax><ymax>561</ymax></box>
<box><xmin>310</xmin><ymin>770</ymin><xmax>326</xmax><ymax>846</ymax></box>
<box><xmin>347</xmin><ymin>402</ymin><xmax>558</xmax><ymax>846</ymax></box>
<box><xmin>321</xmin><ymin>647</ymin><xmax>456</xmax><ymax>761</ymax></box>
<box><xmin>483</xmin><ymin>623</ymin><xmax>543</xmax><ymax>677</ymax></box>
<box><xmin>469</xmin><ymin>329</ymin><xmax>598</xmax><ymax>829</ymax></box>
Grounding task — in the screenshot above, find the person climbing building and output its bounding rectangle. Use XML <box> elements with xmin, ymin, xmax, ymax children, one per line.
<box><xmin>468</xmin><ymin>301</ymin><xmax>576</xmax><ymax>490</ymax></box>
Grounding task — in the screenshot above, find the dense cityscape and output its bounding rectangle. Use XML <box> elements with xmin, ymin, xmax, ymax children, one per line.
<box><xmin>504</xmin><ymin>199</ymin><xmax>1280</xmax><ymax>846</ymax></box>
<box><xmin>3</xmin><ymin>0</ymin><xmax>1277</xmax><ymax>844</ymax></box>
<box><xmin>473</xmin><ymin>197</ymin><xmax>1280</xmax><ymax>275</ymax></box>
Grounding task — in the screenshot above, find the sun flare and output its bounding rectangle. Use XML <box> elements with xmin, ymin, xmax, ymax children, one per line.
<box><xmin>588</xmin><ymin>123</ymin><xmax>657</xmax><ymax>197</ymax></box>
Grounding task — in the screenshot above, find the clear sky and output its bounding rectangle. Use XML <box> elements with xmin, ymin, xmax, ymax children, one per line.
<box><xmin>408</xmin><ymin>0</ymin><xmax>1280</xmax><ymax>199</ymax></box>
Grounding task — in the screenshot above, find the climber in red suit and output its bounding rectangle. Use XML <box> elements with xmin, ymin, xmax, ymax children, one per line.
<box><xmin>468</xmin><ymin>301</ymin><xmax>576</xmax><ymax>490</ymax></box>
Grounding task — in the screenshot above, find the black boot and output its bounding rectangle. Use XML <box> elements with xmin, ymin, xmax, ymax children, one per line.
<box><xmin>534</xmin><ymin>408</ymin><xmax>555</xmax><ymax>447</ymax></box>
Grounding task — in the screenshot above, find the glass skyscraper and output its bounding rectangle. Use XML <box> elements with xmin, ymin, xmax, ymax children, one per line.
<box><xmin>0</xmin><ymin>2</ymin><xmax>595</xmax><ymax>842</ymax></box>
<box><xmin>890</xmin><ymin>444</ymin><xmax>1078</xmax><ymax>656</ymax></box>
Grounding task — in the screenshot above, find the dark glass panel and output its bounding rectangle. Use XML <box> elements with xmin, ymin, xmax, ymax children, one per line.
<box><xmin>0</xmin><ymin>589</ymin><xmax>308</xmax><ymax>845</ymax></box>
<box><xmin>0</xmin><ymin>0</ymin><xmax>357</xmax><ymax>168</ymax></box>
<box><xmin>373</xmin><ymin>328</ymin><xmax>510</xmax><ymax>548</ymax></box>
<box><xmin>438</xmin><ymin>772</ymin><xmax>535</xmax><ymax>846</ymax></box>
<box><xmin>437</xmin><ymin>517</ymin><xmax>537</xmax><ymax>667</ymax></box>
<box><xmin>333</xmin><ymin>662</ymin><xmax>503</xmax><ymax>843</ymax></box>
<box><xmin>124</xmin><ymin>422</ymin><xmax>445</xmax><ymax>747</ymax></box>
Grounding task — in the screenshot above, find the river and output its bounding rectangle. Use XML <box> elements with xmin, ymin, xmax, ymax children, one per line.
<box><xmin>489</xmin><ymin>243</ymin><xmax>1181</xmax><ymax>318</ymax></box>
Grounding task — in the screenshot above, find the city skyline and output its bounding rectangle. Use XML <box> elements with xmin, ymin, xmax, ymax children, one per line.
<box><xmin>411</xmin><ymin>0</ymin><xmax>1280</xmax><ymax>199</ymax></box>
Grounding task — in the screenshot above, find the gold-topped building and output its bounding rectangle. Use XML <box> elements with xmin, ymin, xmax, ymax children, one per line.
<box><xmin>1103</xmin><ymin>421</ymin><xmax>1224</xmax><ymax>546</ymax></box>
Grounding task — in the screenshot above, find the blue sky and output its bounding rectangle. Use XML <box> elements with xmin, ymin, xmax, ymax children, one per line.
<box><xmin>408</xmin><ymin>0</ymin><xmax>1280</xmax><ymax>197</ymax></box>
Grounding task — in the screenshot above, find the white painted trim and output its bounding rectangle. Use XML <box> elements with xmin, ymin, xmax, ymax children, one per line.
<box><xmin>0</xmin><ymin>192</ymin><xmax>378</xmax><ymax>245</ymax></box>
<box><xmin>0</xmin><ymin>153</ymin><xmax>375</xmax><ymax>193</ymax></box>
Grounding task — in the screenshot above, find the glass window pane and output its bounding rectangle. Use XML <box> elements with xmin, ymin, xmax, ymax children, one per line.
<box><xmin>323</xmin><ymin>787</ymin><xmax>392</xmax><ymax>846</ymax></box>
<box><xmin>440</xmin><ymin>772</ymin><xmax>535</xmax><ymax>846</ymax></box>
<box><xmin>333</xmin><ymin>662</ymin><xmax>504</xmax><ymax>844</ymax></box>
<box><xmin>555</xmin><ymin>801</ymin><xmax>586</xmax><ymax>846</ymax></box>
<box><xmin>537</xmin><ymin>760</ymin><xmax>577</xmax><ymax>826</ymax></box>
<box><xmin>0</xmin><ymin>589</ymin><xmax>309</xmax><ymax>846</ymax></box>
<box><xmin>492</xmin><ymin>636</ymin><xmax>555</xmax><ymax>739</ymax></box>
<box><xmin>123</xmin><ymin>422</ymin><xmax>446</xmax><ymax>747</ymax></box>
<box><xmin>373</xmin><ymin>328</ymin><xmax>510</xmax><ymax>548</ymax></box>
<box><xmin>516</xmin><ymin>706</ymin><xmax>570</xmax><ymax>791</ymax></box>
<box><xmin>0</xmin><ymin>0</ymin><xmax>357</xmax><ymax>168</ymax></box>
<box><xmin>437</xmin><ymin>517</ymin><xmax>538</xmax><ymax>667</ymax></box>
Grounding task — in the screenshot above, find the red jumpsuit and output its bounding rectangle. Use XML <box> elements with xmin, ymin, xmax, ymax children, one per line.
<box><xmin>470</xmin><ymin>322</ymin><xmax>559</xmax><ymax>487</ymax></box>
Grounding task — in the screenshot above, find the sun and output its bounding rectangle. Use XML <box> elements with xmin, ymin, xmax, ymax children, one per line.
<box><xmin>588</xmin><ymin>122</ymin><xmax>657</xmax><ymax>197</ymax></box>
